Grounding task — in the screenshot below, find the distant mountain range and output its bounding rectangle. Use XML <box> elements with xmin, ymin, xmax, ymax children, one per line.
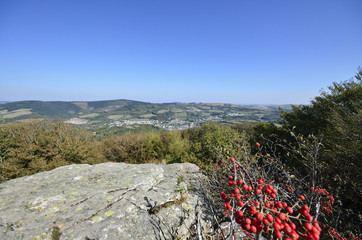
<box><xmin>0</xmin><ymin>99</ymin><xmax>292</xmax><ymax>129</ymax></box>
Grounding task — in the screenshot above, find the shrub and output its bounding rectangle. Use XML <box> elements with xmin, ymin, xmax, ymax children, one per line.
<box><xmin>0</xmin><ymin>120</ymin><xmax>105</xmax><ymax>182</ymax></box>
<box><xmin>198</xmin><ymin>135</ymin><xmax>361</xmax><ymax>240</ymax></box>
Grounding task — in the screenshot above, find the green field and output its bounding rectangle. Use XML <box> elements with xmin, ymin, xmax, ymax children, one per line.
<box><xmin>0</xmin><ymin>99</ymin><xmax>287</xmax><ymax>128</ymax></box>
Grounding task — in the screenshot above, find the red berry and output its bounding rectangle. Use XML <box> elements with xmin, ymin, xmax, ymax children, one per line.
<box><xmin>238</xmin><ymin>179</ymin><xmax>243</xmax><ymax>185</ymax></box>
<box><xmin>249</xmin><ymin>206</ymin><xmax>257</xmax><ymax>214</ymax></box>
<box><xmin>287</xmin><ymin>206</ymin><xmax>293</xmax><ymax>214</ymax></box>
<box><xmin>224</xmin><ymin>203</ymin><xmax>232</xmax><ymax>210</ymax></box>
<box><xmin>266</xmin><ymin>213</ymin><xmax>273</xmax><ymax>223</ymax></box>
<box><xmin>285</xmin><ymin>226</ymin><xmax>292</xmax><ymax>234</ymax></box>
<box><xmin>271</xmin><ymin>193</ymin><xmax>277</xmax><ymax>199</ymax></box>
<box><xmin>255</xmin><ymin>142</ymin><xmax>260</xmax><ymax>147</ymax></box>
<box><xmin>262</xmin><ymin>218</ymin><xmax>270</xmax><ymax>226</ymax></box>
<box><xmin>304</xmin><ymin>222</ymin><xmax>312</xmax><ymax>231</ymax></box>
<box><xmin>237</xmin><ymin>200</ymin><xmax>244</xmax><ymax>207</ymax></box>
<box><xmin>220</xmin><ymin>192</ymin><xmax>227</xmax><ymax>199</ymax></box>
<box><xmin>290</xmin><ymin>222</ymin><xmax>296</xmax><ymax>230</ymax></box>
<box><xmin>291</xmin><ymin>231</ymin><xmax>299</xmax><ymax>240</ymax></box>
<box><xmin>299</xmin><ymin>195</ymin><xmax>305</xmax><ymax>201</ymax></box>
<box><xmin>234</xmin><ymin>188</ymin><xmax>240</xmax><ymax>195</ymax></box>
<box><xmin>312</xmin><ymin>232</ymin><xmax>320</xmax><ymax>240</ymax></box>
<box><xmin>275</xmin><ymin>230</ymin><xmax>282</xmax><ymax>239</ymax></box>
<box><xmin>230</xmin><ymin>157</ymin><xmax>235</xmax><ymax>162</ymax></box>
<box><xmin>251</xmin><ymin>225</ymin><xmax>257</xmax><ymax>233</ymax></box>
<box><xmin>301</xmin><ymin>209</ymin><xmax>309</xmax><ymax>216</ymax></box>
<box><xmin>276</xmin><ymin>202</ymin><xmax>283</xmax><ymax>208</ymax></box>
<box><xmin>305</xmin><ymin>214</ymin><xmax>313</xmax><ymax>221</ymax></box>
<box><xmin>278</xmin><ymin>213</ymin><xmax>286</xmax><ymax>221</ymax></box>
<box><xmin>273</xmin><ymin>222</ymin><xmax>280</xmax><ymax>231</ymax></box>
<box><xmin>256</xmin><ymin>212</ymin><xmax>263</xmax><ymax>221</ymax></box>
<box><xmin>236</xmin><ymin>210</ymin><xmax>243</xmax><ymax>218</ymax></box>
<box><xmin>302</xmin><ymin>204</ymin><xmax>309</xmax><ymax>212</ymax></box>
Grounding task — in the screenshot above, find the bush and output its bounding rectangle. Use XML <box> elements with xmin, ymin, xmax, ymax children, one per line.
<box><xmin>251</xmin><ymin>68</ymin><xmax>362</xmax><ymax>235</ymax></box>
<box><xmin>0</xmin><ymin>120</ymin><xmax>105</xmax><ymax>182</ymax></box>
<box><xmin>199</xmin><ymin>137</ymin><xmax>360</xmax><ymax>240</ymax></box>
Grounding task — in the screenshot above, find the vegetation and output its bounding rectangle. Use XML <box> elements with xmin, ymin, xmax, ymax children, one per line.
<box><xmin>203</xmin><ymin>140</ymin><xmax>327</xmax><ymax>240</ymax></box>
<box><xmin>0</xmin><ymin>121</ymin><xmax>105</xmax><ymax>182</ymax></box>
<box><xmin>252</xmin><ymin>68</ymin><xmax>362</xmax><ymax>236</ymax></box>
<box><xmin>0</xmin><ymin>68</ymin><xmax>360</xmax><ymax>238</ymax></box>
<box><xmin>0</xmin><ymin>99</ymin><xmax>285</xmax><ymax>128</ymax></box>
<box><xmin>91</xmin><ymin>124</ymin><xmax>164</xmax><ymax>141</ymax></box>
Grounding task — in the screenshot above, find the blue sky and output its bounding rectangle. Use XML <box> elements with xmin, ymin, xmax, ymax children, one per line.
<box><xmin>0</xmin><ymin>0</ymin><xmax>361</xmax><ymax>104</ymax></box>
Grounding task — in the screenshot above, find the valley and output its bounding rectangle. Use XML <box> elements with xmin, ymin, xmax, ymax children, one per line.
<box><xmin>0</xmin><ymin>99</ymin><xmax>291</xmax><ymax>130</ymax></box>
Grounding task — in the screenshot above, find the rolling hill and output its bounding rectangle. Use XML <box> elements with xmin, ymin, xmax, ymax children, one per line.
<box><xmin>0</xmin><ymin>99</ymin><xmax>289</xmax><ymax>129</ymax></box>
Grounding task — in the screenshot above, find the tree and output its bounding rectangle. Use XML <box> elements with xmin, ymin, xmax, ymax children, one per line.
<box><xmin>276</xmin><ymin>68</ymin><xmax>362</xmax><ymax>232</ymax></box>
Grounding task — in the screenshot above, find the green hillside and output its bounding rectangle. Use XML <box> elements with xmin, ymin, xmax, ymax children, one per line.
<box><xmin>0</xmin><ymin>99</ymin><xmax>289</xmax><ymax>129</ymax></box>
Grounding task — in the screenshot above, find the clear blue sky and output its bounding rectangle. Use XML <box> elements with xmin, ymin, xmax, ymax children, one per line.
<box><xmin>0</xmin><ymin>0</ymin><xmax>361</xmax><ymax>104</ymax></box>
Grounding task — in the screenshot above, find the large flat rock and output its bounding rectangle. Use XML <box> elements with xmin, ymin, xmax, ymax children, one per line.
<box><xmin>0</xmin><ymin>162</ymin><xmax>207</xmax><ymax>239</ymax></box>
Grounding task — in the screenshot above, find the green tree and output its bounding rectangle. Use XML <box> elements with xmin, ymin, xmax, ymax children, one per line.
<box><xmin>187</xmin><ymin>121</ymin><xmax>245</xmax><ymax>163</ymax></box>
<box><xmin>101</xmin><ymin>133</ymin><xmax>146</xmax><ymax>164</ymax></box>
<box><xmin>273</xmin><ymin>68</ymin><xmax>362</xmax><ymax>232</ymax></box>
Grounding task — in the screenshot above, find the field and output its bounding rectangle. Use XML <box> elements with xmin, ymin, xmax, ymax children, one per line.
<box><xmin>0</xmin><ymin>99</ymin><xmax>289</xmax><ymax>129</ymax></box>
<box><xmin>3</xmin><ymin>109</ymin><xmax>32</xmax><ymax>119</ymax></box>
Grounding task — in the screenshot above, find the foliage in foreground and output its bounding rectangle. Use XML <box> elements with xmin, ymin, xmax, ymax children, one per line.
<box><xmin>0</xmin><ymin>120</ymin><xmax>248</xmax><ymax>182</ymax></box>
<box><xmin>0</xmin><ymin>121</ymin><xmax>105</xmax><ymax>182</ymax></box>
<box><xmin>251</xmin><ymin>68</ymin><xmax>362</xmax><ymax>236</ymax></box>
<box><xmin>0</xmin><ymin>68</ymin><xmax>360</xmax><ymax>239</ymax></box>
<box><xmin>200</xmin><ymin>136</ymin><xmax>361</xmax><ymax>240</ymax></box>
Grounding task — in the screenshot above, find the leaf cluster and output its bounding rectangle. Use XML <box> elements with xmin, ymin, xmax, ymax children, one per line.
<box><xmin>252</xmin><ymin>68</ymin><xmax>362</xmax><ymax>235</ymax></box>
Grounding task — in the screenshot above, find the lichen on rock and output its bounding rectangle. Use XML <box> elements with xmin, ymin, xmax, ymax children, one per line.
<box><xmin>0</xmin><ymin>162</ymin><xmax>208</xmax><ymax>239</ymax></box>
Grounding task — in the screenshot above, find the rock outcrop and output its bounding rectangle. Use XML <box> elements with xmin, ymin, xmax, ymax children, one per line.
<box><xmin>0</xmin><ymin>162</ymin><xmax>209</xmax><ymax>240</ymax></box>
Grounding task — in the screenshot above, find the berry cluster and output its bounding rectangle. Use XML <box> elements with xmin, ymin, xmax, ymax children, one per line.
<box><xmin>349</xmin><ymin>233</ymin><xmax>362</xmax><ymax>240</ymax></box>
<box><xmin>219</xmin><ymin>156</ymin><xmax>322</xmax><ymax>240</ymax></box>
<box><xmin>285</xmin><ymin>184</ymin><xmax>294</xmax><ymax>193</ymax></box>
<box><xmin>327</xmin><ymin>228</ymin><xmax>362</xmax><ymax>240</ymax></box>
<box><xmin>327</xmin><ymin>228</ymin><xmax>346</xmax><ymax>240</ymax></box>
<box><xmin>310</xmin><ymin>187</ymin><xmax>334</xmax><ymax>214</ymax></box>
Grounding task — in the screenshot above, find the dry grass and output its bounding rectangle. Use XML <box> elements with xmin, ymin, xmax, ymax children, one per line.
<box><xmin>3</xmin><ymin>109</ymin><xmax>32</xmax><ymax>119</ymax></box>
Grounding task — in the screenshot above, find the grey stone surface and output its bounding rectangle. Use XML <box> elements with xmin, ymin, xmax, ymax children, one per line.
<box><xmin>0</xmin><ymin>162</ymin><xmax>208</xmax><ymax>240</ymax></box>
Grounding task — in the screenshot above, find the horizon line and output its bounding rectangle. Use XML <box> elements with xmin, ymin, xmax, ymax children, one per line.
<box><xmin>0</xmin><ymin>98</ymin><xmax>302</xmax><ymax>106</ymax></box>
